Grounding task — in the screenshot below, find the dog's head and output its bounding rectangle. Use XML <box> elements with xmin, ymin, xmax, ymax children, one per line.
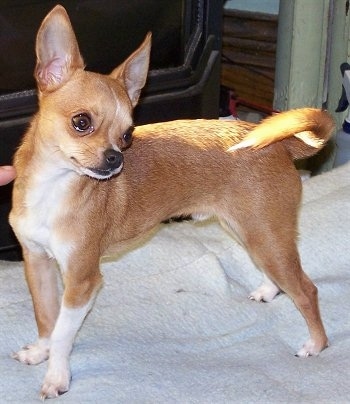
<box><xmin>34</xmin><ymin>5</ymin><xmax>151</xmax><ymax>179</ymax></box>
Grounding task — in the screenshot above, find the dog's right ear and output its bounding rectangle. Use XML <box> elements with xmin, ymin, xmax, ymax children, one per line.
<box><xmin>35</xmin><ymin>5</ymin><xmax>84</xmax><ymax>93</ymax></box>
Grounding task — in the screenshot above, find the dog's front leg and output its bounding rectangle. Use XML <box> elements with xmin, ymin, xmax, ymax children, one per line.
<box><xmin>13</xmin><ymin>249</ymin><xmax>59</xmax><ymax>365</ymax></box>
<box><xmin>40</xmin><ymin>258</ymin><xmax>102</xmax><ymax>399</ymax></box>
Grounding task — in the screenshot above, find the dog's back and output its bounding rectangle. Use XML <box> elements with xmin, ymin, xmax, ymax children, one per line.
<box><xmin>117</xmin><ymin>111</ymin><xmax>334</xmax><ymax>231</ymax></box>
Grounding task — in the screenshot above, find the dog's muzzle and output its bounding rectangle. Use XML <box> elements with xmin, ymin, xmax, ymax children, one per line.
<box><xmin>87</xmin><ymin>149</ymin><xmax>124</xmax><ymax>179</ymax></box>
<box><xmin>104</xmin><ymin>149</ymin><xmax>123</xmax><ymax>170</ymax></box>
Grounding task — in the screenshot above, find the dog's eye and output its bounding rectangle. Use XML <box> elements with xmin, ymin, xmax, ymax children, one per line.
<box><xmin>123</xmin><ymin>126</ymin><xmax>134</xmax><ymax>144</ymax></box>
<box><xmin>72</xmin><ymin>113</ymin><xmax>94</xmax><ymax>134</ymax></box>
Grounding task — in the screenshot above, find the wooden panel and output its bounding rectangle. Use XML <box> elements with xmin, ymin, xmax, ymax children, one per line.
<box><xmin>221</xmin><ymin>9</ymin><xmax>278</xmax><ymax>109</ymax></box>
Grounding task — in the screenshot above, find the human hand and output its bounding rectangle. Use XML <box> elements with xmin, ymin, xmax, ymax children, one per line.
<box><xmin>0</xmin><ymin>166</ymin><xmax>16</xmax><ymax>186</ymax></box>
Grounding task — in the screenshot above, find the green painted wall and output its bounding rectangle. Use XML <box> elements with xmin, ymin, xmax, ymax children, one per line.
<box><xmin>274</xmin><ymin>0</ymin><xmax>350</xmax><ymax>170</ymax></box>
<box><xmin>224</xmin><ymin>0</ymin><xmax>279</xmax><ymax>14</ymax></box>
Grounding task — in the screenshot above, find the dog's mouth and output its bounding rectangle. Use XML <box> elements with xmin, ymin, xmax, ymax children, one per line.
<box><xmin>70</xmin><ymin>149</ymin><xmax>124</xmax><ymax>180</ymax></box>
<box><xmin>85</xmin><ymin>165</ymin><xmax>123</xmax><ymax>180</ymax></box>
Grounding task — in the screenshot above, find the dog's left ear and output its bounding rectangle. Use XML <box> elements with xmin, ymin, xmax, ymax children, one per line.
<box><xmin>110</xmin><ymin>33</ymin><xmax>152</xmax><ymax>107</ymax></box>
<box><xmin>35</xmin><ymin>5</ymin><xmax>85</xmax><ymax>93</ymax></box>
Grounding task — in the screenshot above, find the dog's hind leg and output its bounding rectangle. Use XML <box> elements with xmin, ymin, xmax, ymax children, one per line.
<box><xmin>221</xmin><ymin>215</ymin><xmax>328</xmax><ymax>357</ymax></box>
<box><xmin>270</xmin><ymin>258</ymin><xmax>328</xmax><ymax>357</ymax></box>
<box><xmin>245</xmin><ymin>228</ymin><xmax>328</xmax><ymax>357</ymax></box>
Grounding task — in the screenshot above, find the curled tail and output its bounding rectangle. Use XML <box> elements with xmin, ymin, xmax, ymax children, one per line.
<box><xmin>228</xmin><ymin>108</ymin><xmax>335</xmax><ymax>160</ymax></box>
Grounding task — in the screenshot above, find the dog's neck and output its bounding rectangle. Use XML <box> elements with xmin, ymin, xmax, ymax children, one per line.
<box><xmin>21</xmin><ymin>117</ymin><xmax>77</xmax><ymax>188</ymax></box>
<box><xmin>13</xmin><ymin>125</ymin><xmax>79</xmax><ymax>230</ymax></box>
<box><xmin>14</xmin><ymin>127</ymin><xmax>78</xmax><ymax>256</ymax></box>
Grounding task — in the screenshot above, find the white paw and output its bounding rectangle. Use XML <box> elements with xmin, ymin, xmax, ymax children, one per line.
<box><xmin>295</xmin><ymin>338</ymin><xmax>329</xmax><ymax>358</ymax></box>
<box><xmin>40</xmin><ymin>362</ymin><xmax>71</xmax><ymax>399</ymax></box>
<box><xmin>191</xmin><ymin>212</ymin><xmax>212</xmax><ymax>221</ymax></box>
<box><xmin>12</xmin><ymin>339</ymin><xmax>50</xmax><ymax>365</ymax></box>
<box><xmin>249</xmin><ymin>283</ymin><xmax>280</xmax><ymax>303</ymax></box>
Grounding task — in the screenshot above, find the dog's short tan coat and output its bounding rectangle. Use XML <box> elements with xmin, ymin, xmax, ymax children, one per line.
<box><xmin>10</xmin><ymin>5</ymin><xmax>335</xmax><ymax>399</ymax></box>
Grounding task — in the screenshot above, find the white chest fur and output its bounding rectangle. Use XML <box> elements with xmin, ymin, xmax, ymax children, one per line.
<box><xmin>16</xmin><ymin>168</ymin><xmax>76</xmax><ymax>262</ymax></box>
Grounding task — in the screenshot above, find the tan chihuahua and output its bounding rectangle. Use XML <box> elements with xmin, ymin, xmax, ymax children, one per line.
<box><xmin>10</xmin><ymin>5</ymin><xmax>334</xmax><ymax>399</ymax></box>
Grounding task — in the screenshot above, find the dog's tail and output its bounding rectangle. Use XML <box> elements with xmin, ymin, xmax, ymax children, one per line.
<box><xmin>228</xmin><ymin>108</ymin><xmax>335</xmax><ymax>160</ymax></box>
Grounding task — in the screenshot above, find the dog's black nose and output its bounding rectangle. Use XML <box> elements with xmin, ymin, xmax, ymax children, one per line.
<box><xmin>104</xmin><ymin>149</ymin><xmax>123</xmax><ymax>169</ymax></box>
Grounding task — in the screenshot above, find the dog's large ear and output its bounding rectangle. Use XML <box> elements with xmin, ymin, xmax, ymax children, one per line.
<box><xmin>35</xmin><ymin>5</ymin><xmax>84</xmax><ymax>92</ymax></box>
<box><xmin>110</xmin><ymin>33</ymin><xmax>152</xmax><ymax>107</ymax></box>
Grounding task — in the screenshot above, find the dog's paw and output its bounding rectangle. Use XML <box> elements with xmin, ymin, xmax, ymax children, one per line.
<box><xmin>295</xmin><ymin>338</ymin><xmax>329</xmax><ymax>358</ymax></box>
<box><xmin>12</xmin><ymin>340</ymin><xmax>50</xmax><ymax>365</ymax></box>
<box><xmin>40</xmin><ymin>363</ymin><xmax>71</xmax><ymax>399</ymax></box>
<box><xmin>249</xmin><ymin>282</ymin><xmax>280</xmax><ymax>303</ymax></box>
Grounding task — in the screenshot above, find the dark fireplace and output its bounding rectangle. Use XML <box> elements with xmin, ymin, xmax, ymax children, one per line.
<box><xmin>0</xmin><ymin>1</ymin><xmax>223</xmax><ymax>260</ymax></box>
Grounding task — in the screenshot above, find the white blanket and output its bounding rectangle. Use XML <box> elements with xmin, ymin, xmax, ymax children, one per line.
<box><xmin>1</xmin><ymin>163</ymin><xmax>350</xmax><ymax>403</ymax></box>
